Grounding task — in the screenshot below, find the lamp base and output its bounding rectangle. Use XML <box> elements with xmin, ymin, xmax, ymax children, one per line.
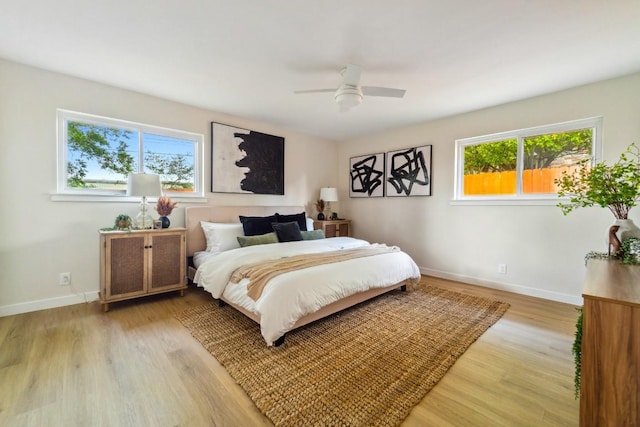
<box><xmin>135</xmin><ymin>212</ymin><xmax>154</xmax><ymax>229</ymax></box>
<box><xmin>134</xmin><ymin>196</ymin><xmax>154</xmax><ymax>229</ymax></box>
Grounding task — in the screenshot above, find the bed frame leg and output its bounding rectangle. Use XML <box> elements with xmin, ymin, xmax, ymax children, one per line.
<box><xmin>218</xmin><ymin>299</ymin><xmax>227</xmax><ymax>307</ymax></box>
<box><xmin>273</xmin><ymin>335</ymin><xmax>286</xmax><ymax>347</ymax></box>
<box><xmin>400</xmin><ymin>285</ymin><xmax>407</xmax><ymax>291</ymax></box>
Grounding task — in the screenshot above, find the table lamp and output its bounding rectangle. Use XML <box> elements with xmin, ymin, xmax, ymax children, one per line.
<box><xmin>127</xmin><ymin>173</ymin><xmax>162</xmax><ymax>229</ymax></box>
<box><xmin>320</xmin><ymin>187</ymin><xmax>338</xmax><ymax>219</ymax></box>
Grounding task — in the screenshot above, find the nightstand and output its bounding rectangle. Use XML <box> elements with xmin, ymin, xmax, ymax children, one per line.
<box><xmin>99</xmin><ymin>228</ymin><xmax>186</xmax><ymax>311</ymax></box>
<box><xmin>313</xmin><ymin>219</ymin><xmax>351</xmax><ymax>238</ymax></box>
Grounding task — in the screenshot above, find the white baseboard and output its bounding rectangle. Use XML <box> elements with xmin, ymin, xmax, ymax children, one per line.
<box><xmin>1</xmin><ymin>268</ymin><xmax>583</xmax><ymax>317</ymax></box>
<box><xmin>0</xmin><ymin>291</ymin><xmax>100</xmax><ymax>317</ymax></box>
<box><xmin>420</xmin><ymin>267</ymin><xmax>583</xmax><ymax>306</ymax></box>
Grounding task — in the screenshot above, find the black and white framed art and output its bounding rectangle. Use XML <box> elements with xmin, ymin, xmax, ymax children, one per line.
<box><xmin>349</xmin><ymin>152</ymin><xmax>385</xmax><ymax>198</ymax></box>
<box><xmin>385</xmin><ymin>145</ymin><xmax>432</xmax><ymax>197</ymax></box>
<box><xmin>211</xmin><ymin>122</ymin><xmax>284</xmax><ymax>195</ymax></box>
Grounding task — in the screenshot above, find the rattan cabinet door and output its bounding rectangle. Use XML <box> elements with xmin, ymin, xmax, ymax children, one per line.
<box><xmin>100</xmin><ymin>228</ymin><xmax>187</xmax><ymax>311</ymax></box>
<box><xmin>149</xmin><ymin>232</ymin><xmax>185</xmax><ymax>291</ymax></box>
<box><xmin>337</xmin><ymin>222</ymin><xmax>350</xmax><ymax>237</ymax></box>
<box><xmin>105</xmin><ymin>234</ymin><xmax>146</xmax><ymax>298</ymax></box>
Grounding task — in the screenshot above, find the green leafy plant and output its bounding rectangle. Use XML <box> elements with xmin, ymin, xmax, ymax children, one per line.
<box><xmin>620</xmin><ymin>237</ymin><xmax>640</xmax><ymax>264</ymax></box>
<box><xmin>584</xmin><ymin>250</ymin><xmax>613</xmax><ymax>265</ymax></box>
<box><xmin>555</xmin><ymin>143</ymin><xmax>640</xmax><ymax>219</ymax></box>
<box><xmin>114</xmin><ymin>214</ymin><xmax>132</xmax><ymax>230</ymax></box>
<box><xmin>572</xmin><ymin>307</ymin><xmax>583</xmax><ymax>399</ymax></box>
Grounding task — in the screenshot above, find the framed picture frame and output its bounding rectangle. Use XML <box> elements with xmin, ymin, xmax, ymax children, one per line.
<box><xmin>385</xmin><ymin>145</ymin><xmax>432</xmax><ymax>197</ymax></box>
<box><xmin>210</xmin><ymin>122</ymin><xmax>284</xmax><ymax>195</ymax></box>
<box><xmin>349</xmin><ymin>152</ymin><xmax>385</xmax><ymax>198</ymax></box>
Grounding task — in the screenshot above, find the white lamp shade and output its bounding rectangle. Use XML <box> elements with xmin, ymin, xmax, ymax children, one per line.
<box><xmin>127</xmin><ymin>173</ymin><xmax>162</xmax><ymax>197</ymax></box>
<box><xmin>320</xmin><ymin>187</ymin><xmax>338</xmax><ymax>202</ymax></box>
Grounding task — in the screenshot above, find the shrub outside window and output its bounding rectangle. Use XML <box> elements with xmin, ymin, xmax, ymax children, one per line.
<box><xmin>454</xmin><ymin>117</ymin><xmax>602</xmax><ymax>200</ymax></box>
<box><xmin>57</xmin><ymin>110</ymin><xmax>203</xmax><ymax>197</ymax></box>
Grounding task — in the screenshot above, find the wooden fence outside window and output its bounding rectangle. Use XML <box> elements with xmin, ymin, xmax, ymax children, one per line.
<box><xmin>463</xmin><ymin>165</ymin><xmax>578</xmax><ymax>195</ymax></box>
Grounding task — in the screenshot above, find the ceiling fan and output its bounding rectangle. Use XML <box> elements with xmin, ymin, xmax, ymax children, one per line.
<box><xmin>294</xmin><ymin>64</ymin><xmax>406</xmax><ymax>111</ymax></box>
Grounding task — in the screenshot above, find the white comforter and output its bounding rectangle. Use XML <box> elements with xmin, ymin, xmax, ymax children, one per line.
<box><xmin>194</xmin><ymin>237</ymin><xmax>421</xmax><ymax>345</ymax></box>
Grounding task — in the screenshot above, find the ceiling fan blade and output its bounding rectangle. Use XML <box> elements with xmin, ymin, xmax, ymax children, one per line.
<box><xmin>361</xmin><ymin>86</ymin><xmax>406</xmax><ymax>98</ymax></box>
<box><xmin>294</xmin><ymin>88</ymin><xmax>336</xmax><ymax>94</ymax></box>
<box><xmin>342</xmin><ymin>64</ymin><xmax>361</xmax><ymax>86</ymax></box>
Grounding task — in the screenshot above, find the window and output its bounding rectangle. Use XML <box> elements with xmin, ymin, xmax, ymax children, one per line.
<box><xmin>454</xmin><ymin>117</ymin><xmax>602</xmax><ymax>201</ymax></box>
<box><xmin>57</xmin><ymin>110</ymin><xmax>203</xmax><ymax>198</ymax></box>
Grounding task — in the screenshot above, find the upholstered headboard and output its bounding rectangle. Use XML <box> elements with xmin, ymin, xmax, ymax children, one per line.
<box><xmin>185</xmin><ymin>205</ymin><xmax>307</xmax><ymax>256</ymax></box>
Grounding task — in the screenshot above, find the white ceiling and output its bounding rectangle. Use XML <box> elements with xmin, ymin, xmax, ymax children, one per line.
<box><xmin>2</xmin><ymin>0</ymin><xmax>640</xmax><ymax>142</ymax></box>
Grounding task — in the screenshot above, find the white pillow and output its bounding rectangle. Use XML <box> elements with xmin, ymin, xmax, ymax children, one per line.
<box><xmin>306</xmin><ymin>217</ymin><xmax>315</xmax><ymax>231</ymax></box>
<box><xmin>200</xmin><ymin>221</ymin><xmax>244</xmax><ymax>253</ymax></box>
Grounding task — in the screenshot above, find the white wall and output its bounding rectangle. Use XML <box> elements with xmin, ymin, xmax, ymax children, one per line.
<box><xmin>0</xmin><ymin>59</ymin><xmax>339</xmax><ymax>315</ymax></box>
<box><xmin>3</xmin><ymin>59</ymin><xmax>639</xmax><ymax>315</ymax></box>
<box><xmin>340</xmin><ymin>72</ymin><xmax>640</xmax><ymax>305</ymax></box>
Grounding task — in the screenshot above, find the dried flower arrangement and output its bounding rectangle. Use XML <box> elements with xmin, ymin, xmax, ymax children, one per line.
<box><xmin>156</xmin><ymin>196</ymin><xmax>178</xmax><ymax>217</ymax></box>
<box><xmin>315</xmin><ymin>199</ymin><xmax>325</xmax><ymax>214</ymax></box>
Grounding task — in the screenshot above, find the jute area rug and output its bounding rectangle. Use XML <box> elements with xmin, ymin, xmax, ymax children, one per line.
<box><xmin>176</xmin><ymin>282</ymin><xmax>510</xmax><ymax>427</ymax></box>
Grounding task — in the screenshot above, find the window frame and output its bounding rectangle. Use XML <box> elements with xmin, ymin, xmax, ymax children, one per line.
<box><xmin>55</xmin><ymin>109</ymin><xmax>205</xmax><ymax>200</ymax></box>
<box><xmin>453</xmin><ymin>117</ymin><xmax>603</xmax><ymax>203</ymax></box>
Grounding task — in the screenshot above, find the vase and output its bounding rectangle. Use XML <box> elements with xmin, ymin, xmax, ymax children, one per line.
<box><xmin>614</xmin><ymin>219</ymin><xmax>640</xmax><ymax>241</ymax></box>
<box><xmin>317</xmin><ymin>213</ymin><xmax>325</xmax><ymax>220</ymax></box>
<box><xmin>607</xmin><ymin>219</ymin><xmax>640</xmax><ymax>252</ymax></box>
<box><xmin>160</xmin><ymin>216</ymin><xmax>170</xmax><ymax>229</ymax></box>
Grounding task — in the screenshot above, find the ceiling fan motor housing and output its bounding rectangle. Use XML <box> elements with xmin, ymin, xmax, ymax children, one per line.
<box><xmin>335</xmin><ymin>84</ymin><xmax>363</xmax><ymax>108</ymax></box>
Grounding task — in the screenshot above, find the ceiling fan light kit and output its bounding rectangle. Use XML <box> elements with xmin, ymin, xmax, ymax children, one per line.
<box><xmin>295</xmin><ymin>64</ymin><xmax>405</xmax><ymax>111</ymax></box>
<box><xmin>335</xmin><ymin>84</ymin><xmax>363</xmax><ymax>110</ymax></box>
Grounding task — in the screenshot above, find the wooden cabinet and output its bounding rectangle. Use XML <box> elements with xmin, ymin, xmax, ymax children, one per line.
<box><xmin>580</xmin><ymin>259</ymin><xmax>640</xmax><ymax>426</ymax></box>
<box><xmin>99</xmin><ymin>228</ymin><xmax>186</xmax><ymax>311</ymax></box>
<box><xmin>313</xmin><ymin>219</ymin><xmax>351</xmax><ymax>238</ymax></box>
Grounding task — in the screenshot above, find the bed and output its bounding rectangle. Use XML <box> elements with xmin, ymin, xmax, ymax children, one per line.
<box><xmin>185</xmin><ymin>205</ymin><xmax>421</xmax><ymax>346</ymax></box>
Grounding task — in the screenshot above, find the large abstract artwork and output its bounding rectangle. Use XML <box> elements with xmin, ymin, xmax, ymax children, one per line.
<box><xmin>349</xmin><ymin>152</ymin><xmax>385</xmax><ymax>198</ymax></box>
<box><xmin>385</xmin><ymin>145</ymin><xmax>432</xmax><ymax>197</ymax></box>
<box><xmin>211</xmin><ymin>122</ymin><xmax>284</xmax><ymax>195</ymax></box>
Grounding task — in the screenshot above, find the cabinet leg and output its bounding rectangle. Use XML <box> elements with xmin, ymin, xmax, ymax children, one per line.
<box><xmin>179</xmin><ymin>289</ymin><xmax>185</xmax><ymax>297</ymax></box>
<box><xmin>102</xmin><ymin>302</ymin><xmax>109</xmax><ymax>312</ymax></box>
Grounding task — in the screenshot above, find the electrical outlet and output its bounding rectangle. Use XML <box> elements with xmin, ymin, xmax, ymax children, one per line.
<box><xmin>59</xmin><ymin>272</ymin><xmax>71</xmax><ymax>286</ymax></box>
<box><xmin>498</xmin><ymin>264</ymin><xmax>507</xmax><ymax>275</ymax></box>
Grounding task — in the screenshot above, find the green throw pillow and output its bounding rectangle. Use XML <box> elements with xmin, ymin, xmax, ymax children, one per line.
<box><xmin>237</xmin><ymin>232</ymin><xmax>278</xmax><ymax>248</ymax></box>
<box><xmin>301</xmin><ymin>230</ymin><xmax>325</xmax><ymax>240</ymax></box>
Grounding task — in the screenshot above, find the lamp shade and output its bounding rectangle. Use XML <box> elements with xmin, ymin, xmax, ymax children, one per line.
<box><xmin>127</xmin><ymin>173</ymin><xmax>162</xmax><ymax>197</ymax></box>
<box><xmin>320</xmin><ymin>187</ymin><xmax>338</xmax><ymax>202</ymax></box>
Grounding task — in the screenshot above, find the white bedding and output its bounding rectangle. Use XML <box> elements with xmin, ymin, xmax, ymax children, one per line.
<box><xmin>194</xmin><ymin>237</ymin><xmax>421</xmax><ymax>345</ymax></box>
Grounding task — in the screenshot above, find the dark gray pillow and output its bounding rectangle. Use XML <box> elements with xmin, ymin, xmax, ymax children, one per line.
<box><xmin>276</xmin><ymin>212</ymin><xmax>307</xmax><ymax>231</ymax></box>
<box><xmin>271</xmin><ymin>221</ymin><xmax>303</xmax><ymax>242</ymax></box>
<box><xmin>239</xmin><ymin>215</ymin><xmax>277</xmax><ymax>236</ymax></box>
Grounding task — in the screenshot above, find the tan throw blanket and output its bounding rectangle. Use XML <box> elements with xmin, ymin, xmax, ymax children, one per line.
<box><xmin>231</xmin><ymin>245</ymin><xmax>399</xmax><ymax>301</ymax></box>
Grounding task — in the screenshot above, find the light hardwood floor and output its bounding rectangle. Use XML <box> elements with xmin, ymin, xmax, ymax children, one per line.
<box><xmin>0</xmin><ymin>276</ymin><xmax>580</xmax><ymax>426</ymax></box>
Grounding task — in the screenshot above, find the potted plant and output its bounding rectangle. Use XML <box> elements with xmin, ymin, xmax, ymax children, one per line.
<box><xmin>156</xmin><ymin>196</ymin><xmax>178</xmax><ymax>228</ymax></box>
<box><xmin>315</xmin><ymin>199</ymin><xmax>325</xmax><ymax>220</ymax></box>
<box><xmin>555</xmin><ymin>142</ymin><xmax>640</xmax><ymax>241</ymax></box>
<box><xmin>114</xmin><ymin>214</ymin><xmax>132</xmax><ymax>230</ymax></box>
<box><xmin>557</xmin><ymin>143</ymin><xmax>640</xmax><ymax>400</ymax></box>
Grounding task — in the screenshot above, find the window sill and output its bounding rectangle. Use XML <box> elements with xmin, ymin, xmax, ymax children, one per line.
<box><xmin>50</xmin><ymin>193</ymin><xmax>208</xmax><ymax>203</ymax></box>
<box><xmin>450</xmin><ymin>198</ymin><xmax>561</xmax><ymax>206</ymax></box>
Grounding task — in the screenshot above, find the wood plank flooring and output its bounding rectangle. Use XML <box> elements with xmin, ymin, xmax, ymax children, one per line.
<box><xmin>0</xmin><ymin>276</ymin><xmax>580</xmax><ymax>426</ymax></box>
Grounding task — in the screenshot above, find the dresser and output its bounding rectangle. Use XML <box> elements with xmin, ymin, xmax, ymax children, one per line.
<box><xmin>99</xmin><ymin>228</ymin><xmax>187</xmax><ymax>311</ymax></box>
<box><xmin>580</xmin><ymin>259</ymin><xmax>640</xmax><ymax>426</ymax></box>
<box><xmin>313</xmin><ymin>219</ymin><xmax>351</xmax><ymax>238</ymax></box>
